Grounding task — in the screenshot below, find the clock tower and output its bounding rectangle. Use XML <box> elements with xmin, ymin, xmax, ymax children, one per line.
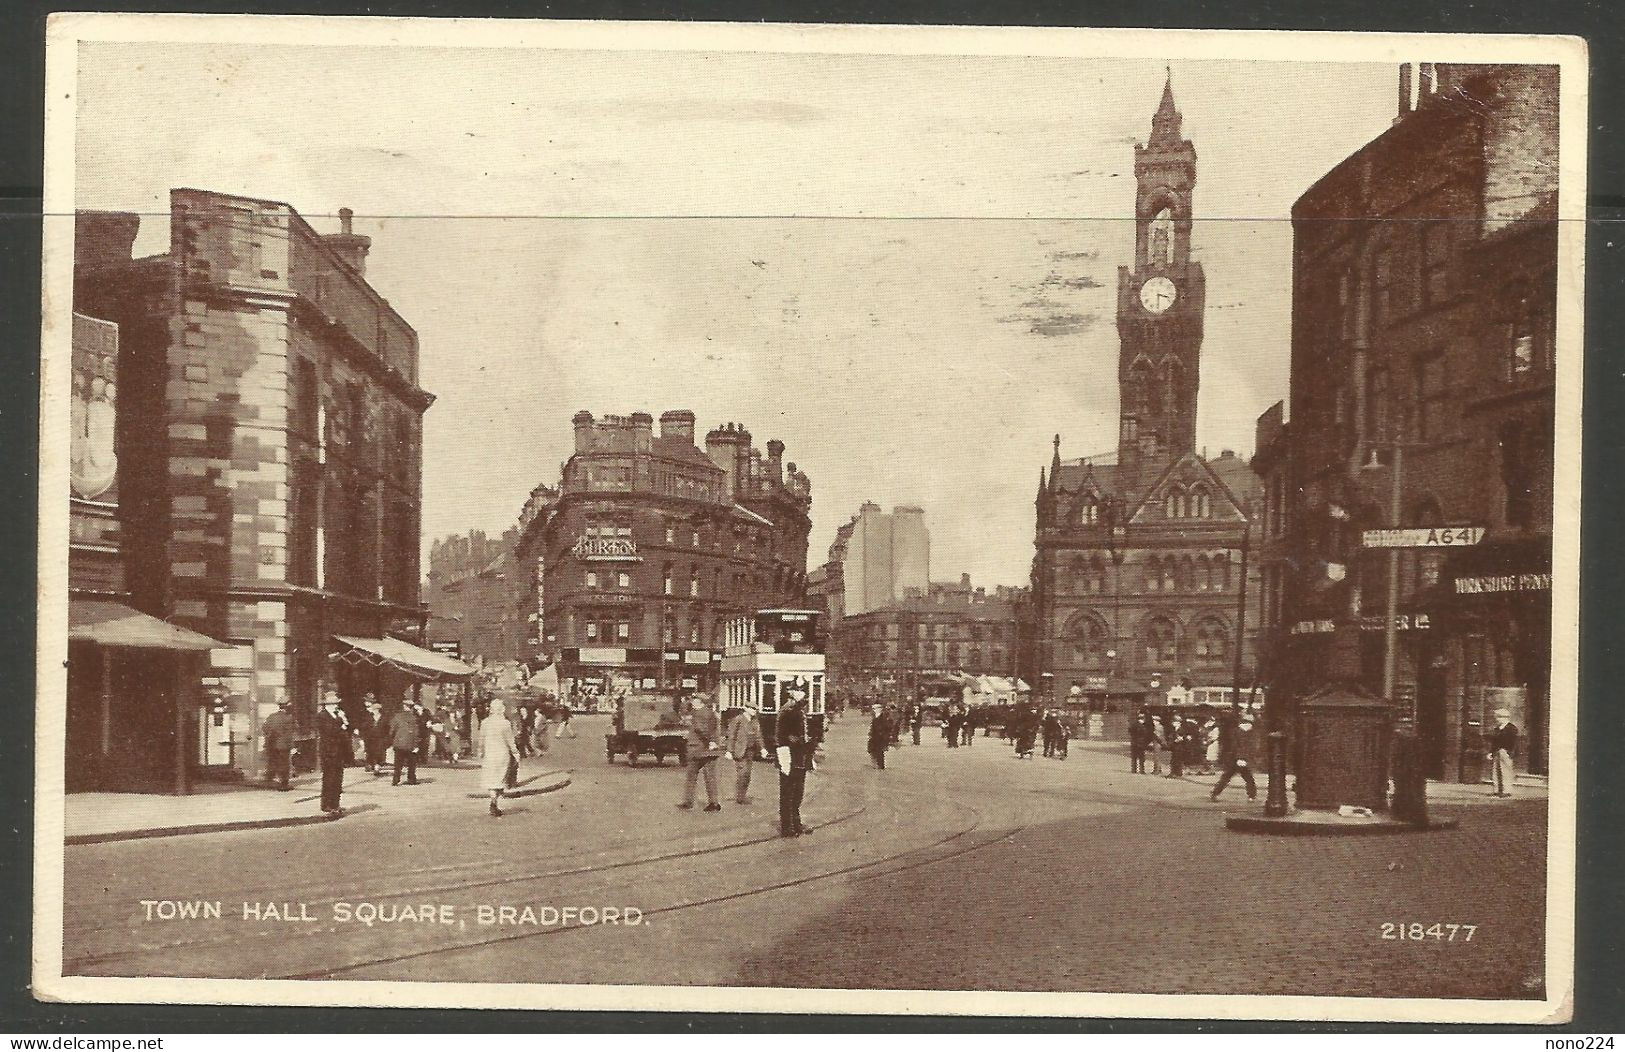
<box><xmin>1116</xmin><ymin>73</ymin><xmax>1205</xmax><ymax>498</ymax></box>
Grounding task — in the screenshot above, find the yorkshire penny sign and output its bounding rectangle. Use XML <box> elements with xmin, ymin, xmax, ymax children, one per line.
<box><xmin>1361</xmin><ymin>526</ymin><xmax>1486</xmax><ymax>548</ymax></box>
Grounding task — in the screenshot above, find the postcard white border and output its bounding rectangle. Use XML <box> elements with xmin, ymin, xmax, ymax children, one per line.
<box><xmin>36</xmin><ymin>14</ymin><xmax>1587</xmax><ymax>1024</ymax></box>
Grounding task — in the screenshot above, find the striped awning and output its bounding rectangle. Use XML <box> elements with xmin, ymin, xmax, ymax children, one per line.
<box><xmin>331</xmin><ymin>635</ymin><xmax>478</xmax><ymax>681</ymax></box>
<box><xmin>68</xmin><ymin>599</ymin><xmax>226</xmax><ymax>652</ymax></box>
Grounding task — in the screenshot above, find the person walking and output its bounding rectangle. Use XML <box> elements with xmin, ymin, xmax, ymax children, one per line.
<box><xmin>725</xmin><ymin>703</ymin><xmax>763</xmax><ymax>804</ymax></box>
<box><xmin>776</xmin><ymin>687</ymin><xmax>817</xmax><ymax>837</ymax></box>
<box><xmin>556</xmin><ymin>698</ymin><xmax>577</xmax><ymax>739</ymax></box>
<box><xmin>387</xmin><ymin>701</ymin><xmax>422</xmax><ymax>786</ymax></box>
<box><xmin>362</xmin><ymin>695</ymin><xmax>388</xmax><ymax>774</ymax></box>
<box><xmin>1209</xmin><ymin>709</ymin><xmax>1258</xmax><ymax>801</ymax></box>
<box><xmin>261</xmin><ymin>697</ymin><xmax>295</xmax><ymax>790</ymax></box>
<box><xmin>482</xmin><ymin>697</ymin><xmax>519</xmax><ymax>817</ymax></box>
<box><xmin>1166</xmin><ymin>716</ymin><xmax>1190</xmax><ymax>779</ymax></box>
<box><xmin>678</xmin><ymin>696</ymin><xmax>723</xmax><ymax>812</ymax></box>
<box><xmin>1490</xmin><ymin>708</ymin><xmax>1520</xmax><ymax>797</ymax></box>
<box><xmin>910</xmin><ymin>704</ymin><xmax>923</xmax><ymax>746</ymax></box>
<box><xmin>316</xmin><ymin>692</ymin><xmax>350</xmax><ymax>813</ymax></box>
<box><xmin>962</xmin><ymin>707</ymin><xmax>976</xmax><ymax>747</ymax></box>
<box><xmin>867</xmin><ymin>703</ymin><xmax>891</xmax><ymax>770</ymax></box>
<box><xmin>1128</xmin><ymin>712</ymin><xmax>1158</xmax><ymax>774</ymax></box>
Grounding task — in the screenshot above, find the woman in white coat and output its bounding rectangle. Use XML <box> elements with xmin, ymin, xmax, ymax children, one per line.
<box><xmin>482</xmin><ymin>697</ymin><xmax>520</xmax><ymax>817</ymax></box>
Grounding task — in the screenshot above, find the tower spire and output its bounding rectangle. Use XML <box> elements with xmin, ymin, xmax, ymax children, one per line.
<box><xmin>1151</xmin><ymin>67</ymin><xmax>1181</xmax><ymax>144</ymax></box>
<box><xmin>1050</xmin><ymin>434</ymin><xmax>1063</xmax><ymax>487</ymax></box>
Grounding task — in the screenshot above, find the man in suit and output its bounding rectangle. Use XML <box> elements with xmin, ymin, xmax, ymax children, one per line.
<box><xmin>388</xmin><ymin>701</ymin><xmax>422</xmax><ymax>786</ymax></box>
<box><xmin>261</xmin><ymin>697</ymin><xmax>295</xmax><ymax>790</ymax></box>
<box><xmin>777</xmin><ymin>688</ymin><xmax>817</xmax><ymax>837</ymax></box>
<box><xmin>725</xmin><ymin>704</ymin><xmax>763</xmax><ymax>804</ymax></box>
<box><xmin>867</xmin><ymin>703</ymin><xmax>891</xmax><ymax>770</ymax></box>
<box><xmin>678</xmin><ymin>695</ymin><xmax>723</xmax><ymax>812</ymax></box>
<box><xmin>361</xmin><ymin>694</ymin><xmax>387</xmax><ymax>774</ymax></box>
<box><xmin>910</xmin><ymin>704</ymin><xmax>923</xmax><ymax>746</ymax></box>
<box><xmin>316</xmin><ymin>692</ymin><xmax>350</xmax><ymax>813</ymax></box>
<box><xmin>1490</xmin><ymin>708</ymin><xmax>1520</xmax><ymax>797</ymax></box>
<box><xmin>1209</xmin><ymin>709</ymin><xmax>1257</xmax><ymax>801</ymax></box>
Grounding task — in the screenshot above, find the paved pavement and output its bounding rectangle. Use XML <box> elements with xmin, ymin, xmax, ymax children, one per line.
<box><xmin>59</xmin><ymin>714</ymin><xmax>1548</xmax><ymax>1000</ymax></box>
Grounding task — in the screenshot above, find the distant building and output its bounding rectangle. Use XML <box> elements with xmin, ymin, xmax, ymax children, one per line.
<box><xmin>511</xmin><ymin>411</ymin><xmax>812</xmax><ymax>700</ymax></box>
<box><xmin>1261</xmin><ymin>63</ymin><xmax>1558</xmax><ymax>781</ymax></box>
<box><xmin>827</xmin><ymin>575</ymin><xmax>1025</xmax><ymax>699</ymax></box>
<box><xmin>73</xmin><ymin>190</ymin><xmax>438</xmax><ymax>787</ymax></box>
<box><xmin>425</xmin><ymin>529</ymin><xmax>525</xmax><ymax>665</ymax></box>
<box><xmin>829</xmin><ymin>502</ymin><xmax>930</xmax><ymax>617</ymax></box>
<box><xmin>1030</xmin><ymin>77</ymin><xmax>1261</xmax><ymax>720</ymax></box>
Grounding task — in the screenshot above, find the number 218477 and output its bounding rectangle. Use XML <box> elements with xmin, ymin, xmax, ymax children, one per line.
<box><xmin>1381</xmin><ymin>922</ymin><xmax>1476</xmax><ymax>941</ymax></box>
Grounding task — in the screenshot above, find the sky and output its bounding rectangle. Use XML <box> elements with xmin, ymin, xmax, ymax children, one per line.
<box><xmin>72</xmin><ymin>40</ymin><xmax>1399</xmax><ymax>587</ymax></box>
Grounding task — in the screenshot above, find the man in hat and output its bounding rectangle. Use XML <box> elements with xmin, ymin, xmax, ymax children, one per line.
<box><xmin>261</xmin><ymin>696</ymin><xmax>295</xmax><ymax>790</ymax></box>
<box><xmin>316</xmin><ymin>692</ymin><xmax>351</xmax><ymax>813</ymax></box>
<box><xmin>1209</xmin><ymin>708</ymin><xmax>1257</xmax><ymax>802</ymax></box>
<box><xmin>777</xmin><ymin>683</ymin><xmax>817</xmax><ymax>836</ymax></box>
<box><xmin>361</xmin><ymin>693</ymin><xmax>387</xmax><ymax>774</ymax></box>
<box><xmin>867</xmin><ymin>703</ymin><xmax>891</xmax><ymax>770</ymax></box>
<box><xmin>725</xmin><ymin>702</ymin><xmax>763</xmax><ymax>805</ymax></box>
<box><xmin>1490</xmin><ymin>708</ymin><xmax>1520</xmax><ymax>798</ymax></box>
<box><xmin>678</xmin><ymin>695</ymin><xmax>723</xmax><ymax>812</ymax></box>
<box><xmin>387</xmin><ymin>699</ymin><xmax>422</xmax><ymax>786</ymax></box>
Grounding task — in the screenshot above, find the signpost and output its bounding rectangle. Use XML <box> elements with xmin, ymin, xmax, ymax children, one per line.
<box><xmin>1361</xmin><ymin>526</ymin><xmax>1485</xmax><ymax>549</ymax></box>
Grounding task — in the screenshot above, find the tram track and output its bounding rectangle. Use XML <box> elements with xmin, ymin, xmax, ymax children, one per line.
<box><xmin>281</xmin><ymin>809</ymin><xmax>1026</xmax><ymax>981</ymax></box>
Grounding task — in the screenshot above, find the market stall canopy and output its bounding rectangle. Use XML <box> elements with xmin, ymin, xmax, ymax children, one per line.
<box><xmin>68</xmin><ymin>599</ymin><xmax>226</xmax><ymax>651</ymax></box>
<box><xmin>530</xmin><ymin>662</ymin><xmax>560</xmax><ymax>694</ymax></box>
<box><xmin>331</xmin><ymin>635</ymin><xmax>478</xmax><ymax>681</ymax></box>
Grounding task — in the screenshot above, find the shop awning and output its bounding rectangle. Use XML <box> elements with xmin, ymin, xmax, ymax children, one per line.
<box><xmin>331</xmin><ymin>635</ymin><xmax>478</xmax><ymax>681</ymax></box>
<box><xmin>68</xmin><ymin>599</ymin><xmax>226</xmax><ymax>651</ymax></box>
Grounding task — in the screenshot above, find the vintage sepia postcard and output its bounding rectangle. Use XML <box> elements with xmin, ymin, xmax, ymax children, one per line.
<box><xmin>35</xmin><ymin>14</ymin><xmax>1586</xmax><ymax>1023</ymax></box>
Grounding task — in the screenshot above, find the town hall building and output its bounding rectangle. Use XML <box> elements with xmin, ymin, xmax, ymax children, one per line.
<box><xmin>1029</xmin><ymin>76</ymin><xmax>1261</xmax><ymax>727</ymax></box>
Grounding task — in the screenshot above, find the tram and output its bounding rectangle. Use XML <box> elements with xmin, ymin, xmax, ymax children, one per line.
<box><xmin>717</xmin><ymin>608</ymin><xmax>827</xmax><ymax>752</ymax></box>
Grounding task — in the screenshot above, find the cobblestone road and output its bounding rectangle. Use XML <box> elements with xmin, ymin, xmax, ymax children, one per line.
<box><xmin>61</xmin><ymin>714</ymin><xmax>1548</xmax><ymax>1001</ymax></box>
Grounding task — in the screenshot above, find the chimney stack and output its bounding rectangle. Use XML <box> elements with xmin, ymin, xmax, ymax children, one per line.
<box><xmin>322</xmin><ymin>206</ymin><xmax>372</xmax><ymax>275</ymax></box>
<box><xmin>766</xmin><ymin>439</ymin><xmax>785</xmax><ymax>485</ymax></box>
<box><xmin>1397</xmin><ymin>63</ymin><xmax>1414</xmax><ymax>120</ymax></box>
<box><xmin>572</xmin><ymin>410</ymin><xmax>595</xmax><ymax>453</ymax></box>
<box><xmin>660</xmin><ymin>409</ymin><xmax>697</xmax><ymax>444</ymax></box>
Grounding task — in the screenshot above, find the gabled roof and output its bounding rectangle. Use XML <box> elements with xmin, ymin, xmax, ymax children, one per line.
<box><xmin>1128</xmin><ymin>451</ymin><xmax>1257</xmax><ymax>524</ymax></box>
<box><xmin>1051</xmin><ymin>457</ymin><xmax>1119</xmax><ymax>500</ymax></box>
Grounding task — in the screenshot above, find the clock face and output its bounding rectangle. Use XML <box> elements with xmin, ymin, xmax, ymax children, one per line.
<box><xmin>1140</xmin><ymin>276</ymin><xmax>1177</xmax><ymax>315</ymax></box>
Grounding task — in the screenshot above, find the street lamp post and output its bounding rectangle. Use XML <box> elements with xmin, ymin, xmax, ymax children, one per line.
<box><xmin>1103</xmin><ymin>498</ymin><xmax>1128</xmax><ymax>687</ymax></box>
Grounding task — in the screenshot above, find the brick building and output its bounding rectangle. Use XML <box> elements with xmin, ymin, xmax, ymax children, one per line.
<box><xmin>73</xmin><ymin>189</ymin><xmax>443</xmax><ymax>785</ymax></box>
<box><xmin>425</xmin><ymin>528</ymin><xmax>525</xmax><ymax>665</ymax></box>
<box><xmin>511</xmin><ymin>411</ymin><xmax>812</xmax><ymax>700</ymax></box>
<box><xmin>1257</xmin><ymin>63</ymin><xmax>1559</xmax><ymax>782</ymax></box>
<box><xmin>827</xmin><ymin>577</ymin><xmax>1024</xmax><ymax>701</ymax></box>
<box><xmin>1029</xmin><ymin>77</ymin><xmax>1262</xmax><ymax>722</ymax></box>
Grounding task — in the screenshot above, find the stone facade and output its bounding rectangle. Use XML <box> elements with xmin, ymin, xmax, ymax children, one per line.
<box><xmin>74</xmin><ymin>190</ymin><xmax>432</xmax><ymax>780</ymax></box>
<box><xmin>1260</xmin><ymin>63</ymin><xmax>1559</xmax><ymax>781</ymax></box>
<box><xmin>828</xmin><ymin>578</ymin><xmax>1024</xmax><ymax>699</ymax></box>
<box><xmin>425</xmin><ymin>529</ymin><xmax>526</xmax><ymax>665</ymax></box>
<box><xmin>512</xmin><ymin>411</ymin><xmax>812</xmax><ymax>699</ymax></box>
<box><xmin>1030</xmin><ymin>77</ymin><xmax>1262</xmax><ymax>716</ymax></box>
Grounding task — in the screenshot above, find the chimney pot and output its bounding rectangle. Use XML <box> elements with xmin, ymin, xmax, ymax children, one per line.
<box><xmin>339</xmin><ymin>207</ymin><xmax>354</xmax><ymax>235</ymax></box>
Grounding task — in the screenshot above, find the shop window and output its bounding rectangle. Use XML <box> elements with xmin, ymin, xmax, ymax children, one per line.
<box><xmin>617</xmin><ymin>571</ymin><xmax>631</xmax><ymax>590</ymax></box>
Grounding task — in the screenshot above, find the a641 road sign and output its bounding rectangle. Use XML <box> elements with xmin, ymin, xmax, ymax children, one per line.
<box><xmin>1362</xmin><ymin>526</ymin><xmax>1486</xmax><ymax>548</ymax></box>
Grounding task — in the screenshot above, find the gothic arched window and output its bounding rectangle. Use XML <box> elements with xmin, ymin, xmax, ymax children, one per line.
<box><xmin>1066</xmin><ymin>613</ymin><xmax>1111</xmax><ymax>667</ymax></box>
<box><xmin>1190</xmin><ymin>486</ymin><xmax>1211</xmax><ymax>518</ymax></box>
<box><xmin>1149</xmin><ymin>207</ymin><xmax>1175</xmax><ymax>266</ymax></box>
<box><xmin>1142</xmin><ymin>616</ymin><xmax>1178</xmax><ymax>666</ymax></box>
<box><xmin>1179</xmin><ymin>555</ymin><xmax>1196</xmax><ymax>592</ymax></box>
<box><xmin>1165</xmin><ymin>487</ymin><xmax>1183</xmax><ymax>520</ymax></box>
<box><xmin>1164</xmin><ymin>359</ymin><xmax>1183</xmax><ymax>419</ymax></box>
<box><xmin>1145</xmin><ymin>555</ymin><xmax>1162</xmax><ymax>592</ymax></box>
<box><xmin>1090</xmin><ymin>556</ymin><xmax>1107</xmax><ymax>594</ymax></box>
<box><xmin>1192</xmin><ymin>617</ymin><xmax>1229</xmax><ymax>664</ymax></box>
<box><xmin>1130</xmin><ymin>359</ymin><xmax>1154</xmax><ymax>416</ymax></box>
<box><xmin>1195</xmin><ymin>554</ymin><xmax>1210</xmax><ymax>592</ymax></box>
